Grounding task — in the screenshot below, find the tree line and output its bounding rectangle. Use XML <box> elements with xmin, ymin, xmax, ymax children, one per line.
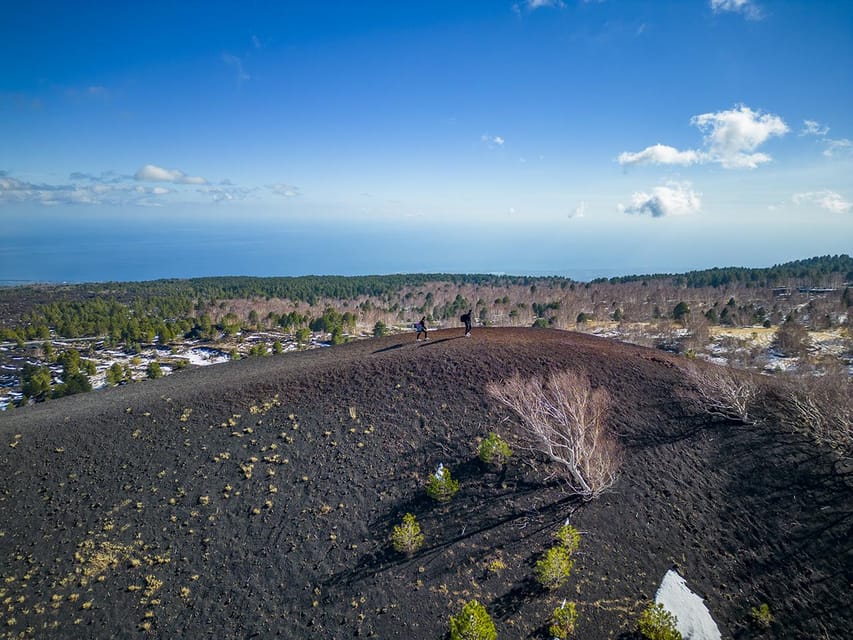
<box><xmin>1</xmin><ymin>255</ymin><xmax>850</xmax><ymax>344</ymax></box>
<box><xmin>593</xmin><ymin>254</ymin><xmax>853</xmax><ymax>288</ymax></box>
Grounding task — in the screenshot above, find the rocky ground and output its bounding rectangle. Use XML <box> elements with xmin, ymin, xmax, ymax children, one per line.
<box><xmin>0</xmin><ymin>328</ymin><xmax>850</xmax><ymax>639</ymax></box>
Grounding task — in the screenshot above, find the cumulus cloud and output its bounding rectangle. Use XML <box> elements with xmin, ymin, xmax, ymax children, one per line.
<box><xmin>690</xmin><ymin>105</ymin><xmax>788</xmax><ymax>168</ymax></box>
<box><xmin>800</xmin><ymin>120</ymin><xmax>829</xmax><ymax>136</ymax></box>
<box><xmin>134</xmin><ymin>164</ymin><xmax>207</xmax><ymax>185</ymax></box>
<box><xmin>793</xmin><ymin>190</ymin><xmax>852</xmax><ymax>214</ymax></box>
<box><xmin>0</xmin><ymin>174</ymin><xmax>70</xmax><ymax>204</ymax></box>
<box><xmin>823</xmin><ymin>138</ymin><xmax>852</xmax><ymax>157</ymax></box>
<box><xmin>568</xmin><ymin>201</ymin><xmax>586</xmax><ymax>218</ymax></box>
<box><xmin>618</xmin><ymin>144</ymin><xmax>704</xmax><ymax>167</ymax></box>
<box><xmin>0</xmin><ymin>169</ymin><xmax>198</xmax><ymax>206</ymax></box>
<box><xmin>619</xmin><ymin>181</ymin><xmax>701</xmax><ymax>218</ymax></box>
<box><xmin>198</xmin><ymin>185</ymin><xmax>256</xmax><ymax>203</ymax></box>
<box><xmin>620</xmin><ymin>105</ymin><xmax>788</xmax><ymax>170</ymax></box>
<box><xmin>267</xmin><ymin>183</ymin><xmax>301</xmax><ymax>197</ymax></box>
<box><xmin>513</xmin><ymin>0</ymin><xmax>566</xmax><ymax>13</ymax></box>
<box><xmin>2</xmin><ymin>167</ymin><xmax>254</xmax><ymax>207</ymax></box>
<box><xmin>709</xmin><ymin>0</ymin><xmax>762</xmax><ymax>20</ymax></box>
<box><xmin>481</xmin><ymin>134</ymin><xmax>505</xmax><ymax>148</ymax></box>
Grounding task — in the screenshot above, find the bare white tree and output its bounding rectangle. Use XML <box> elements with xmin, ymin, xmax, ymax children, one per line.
<box><xmin>486</xmin><ymin>370</ymin><xmax>622</xmax><ymax>500</ymax></box>
<box><xmin>781</xmin><ymin>371</ymin><xmax>852</xmax><ymax>452</ymax></box>
<box><xmin>684</xmin><ymin>363</ymin><xmax>758</xmax><ymax>424</ymax></box>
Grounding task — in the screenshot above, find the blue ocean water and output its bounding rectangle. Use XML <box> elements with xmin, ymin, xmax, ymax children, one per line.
<box><xmin>2</xmin><ymin>208</ymin><xmax>836</xmax><ymax>284</ymax></box>
<box><xmin>1</xmin><ymin>213</ymin><xmax>630</xmax><ymax>283</ymax></box>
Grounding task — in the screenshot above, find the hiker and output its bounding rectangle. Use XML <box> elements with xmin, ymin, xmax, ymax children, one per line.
<box><xmin>415</xmin><ymin>316</ymin><xmax>428</xmax><ymax>341</ymax></box>
<box><xmin>460</xmin><ymin>309</ymin><xmax>472</xmax><ymax>337</ymax></box>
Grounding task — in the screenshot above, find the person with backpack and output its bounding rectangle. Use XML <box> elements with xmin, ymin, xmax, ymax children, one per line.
<box><xmin>460</xmin><ymin>309</ymin><xmax>472</xmax><ymax>337</ymax></box>
<box><xmin>415</xmin><ymin>316</ymin><xmax>428</xmax><ymax>341</ymax></box>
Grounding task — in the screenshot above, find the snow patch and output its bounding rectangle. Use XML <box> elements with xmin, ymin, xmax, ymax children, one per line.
<box><xmin>655</xmin><ymin>570</ymin><xmax>721</xmax><ymax>640</ymax></box>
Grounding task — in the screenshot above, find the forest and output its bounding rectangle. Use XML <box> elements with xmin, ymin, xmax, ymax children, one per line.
<box><xmin>1</xmin><ymin>255</ymin><xmax>850</xmax><ymax>345</ymax></box>
<box><xmin>1</xmin><ymin>254</ymin><xmax>850</xmax><ymax>409</ymax></box>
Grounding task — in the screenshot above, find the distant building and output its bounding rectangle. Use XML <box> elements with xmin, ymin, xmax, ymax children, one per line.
<box><xmin>797</xmin><ymin>287</ymin><xmax>837</xmax><ymax>295</ymax></box>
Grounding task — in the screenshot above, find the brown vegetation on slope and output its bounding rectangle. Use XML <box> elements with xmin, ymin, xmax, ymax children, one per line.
<box><xmin>0</xmin><ymin>328</ymin><xmax>850</xmax><ymax>638</ymax></box>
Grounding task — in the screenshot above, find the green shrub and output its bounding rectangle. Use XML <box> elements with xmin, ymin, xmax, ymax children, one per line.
<box><xmin>249</xmin><ymin>343</ymin><xmax>268</xmax><ymax>357</ymax></box>
<box><xmin>390</xmin><ymin>513</ymin><xmax>424</xmax><ymax>555</ymax></box>
<box><xmin>549</xmin><ymin>601</ymin><xmax>578</xmax><ymax>638</ymax></box>
<box><xmin>487</xmin><ymin>558</ymin><xmax>506</xmax><ymax>574</ymax></box>
<box><xmin>449</xmin><ymin>599</ymin><xmax>497</xmax><ymax>640</ymax></box>
<box><xmin>106</xmin><ymin>362</ymin><xmax>125</xmax><ymax>386</ymax></box>
<box><xmin>426</xmin><ymin>464</ymin><xmax>459</xmax><ymax>502</ymax></box>
<box><xmin>750</xmin><ymin>603</ymin><xmax>773</xmax><ymax>629</ymax></box>
<box><xmin>554</xmin><ymin>523</ymin><xmax>581</xmax><ymax>554</ymax></box>
<box><xmin>147</xmin><ymin>361</ymin><xmax>163</xmax><ymax>379</ymax></box>
<box><xmin>638</xmin><ymin>603</ymin><xmax>682</xmax><ymax>640</ymax></box>
<box><xmin>535</xmin><ymin>546</ymin><xmax>574</xmax><ymax>590</ymax></box>
<box><xmin>478</xmin><ymin>432</ymin><xmax>512</xmax><ymax>466</ymax></box>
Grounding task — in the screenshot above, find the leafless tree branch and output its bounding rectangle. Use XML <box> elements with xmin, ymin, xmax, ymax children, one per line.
<box><xmin>486</xmin><ymin>370</ymin><xmax>622</xmax><ymax>500</ymax></box>
<box><xmin>684</xmin><ymin>363</ymin><xmax>758</xmax><ymax>424</ymax></box>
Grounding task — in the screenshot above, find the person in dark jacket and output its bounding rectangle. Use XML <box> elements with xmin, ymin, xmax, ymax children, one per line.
<box><xmin>415</xmin><ymin>316</ymin><xmax>428</xmax><ymax>341</ymax></box>
<box><xmin>460</xmin><ymin>309</ymin><xmax>472</xmax><ymax>337</ymax></box>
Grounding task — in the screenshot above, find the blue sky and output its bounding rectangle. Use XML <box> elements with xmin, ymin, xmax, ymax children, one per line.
<box><xmin>1</xmin><ymin>0</ymin><xmax>851</xmax><ymax>281</ymax></box>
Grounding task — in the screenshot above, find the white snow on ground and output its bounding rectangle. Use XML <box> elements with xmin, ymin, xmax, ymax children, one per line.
<box><xmin>590</xmin><ymin>326</ymin><xmax>621</xmax><ymax>338</ymax></box>
<box><xmin>655</xmin><ymin>570</ymin><xmax>721</xmax><ymax>640</ymax></box>
<box><xmin>183</xmin><ymin>348</ymin><xmax>229</xmax><ymax>366</ymax></box>
<box><xmin>763</xmin><ymin>353</ymin><xmax>798</xmax><ymax>373</ymax></box>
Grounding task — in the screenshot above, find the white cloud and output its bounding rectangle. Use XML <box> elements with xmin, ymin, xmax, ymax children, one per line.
<box><xmin>1</xmin><ymin>174</ymin><xmax>71</xmax><ymax>204</ymax></box>
<box><xmin>68</xmin><ymin>170</ymin><xmax>124</xmax><ymax>183</ymax></box>
<box><xmin>618</xmin><ymin>144</ymin><xmax>704</xmax><ymax>167</ymax></box>
<box><xmin>222</xmin><ymin>53</ymin><xmax>250</xmax><ymax>83</ymax></box>
<box><xmin>198</xmin><ymin>185</ymin><xmax>255</xmax><ymax>203</ymax></box>
<box><xmin>268</xmin><ymin>183</ymin><xmax>301</xmax><ymax>197</ymax></box>
<box><xmin>251</xmin><ymin>35</ymin><xmax>261</xmax><ymax>49</ymax></box>
<box><xmin>690</xmin><ymin>105</ymin><xmax>788</xmax><ymax>169</ymax></box>
<box><xmin>793</xmin><ymin>190</ymin><xmax>852</xmax><ymax>214</ymax></box>
<box><xmin>619</xmin><ymin>105</ymin><xmax>787</xmax><ymax>170</ymax></box>
<box><xmin>709</xmin><ymin>0</ymin><xmax>762</xmax><ymax>20</ymax></box>
<box><xmin>619</xmin><ymin>181</ymin><xmax>701</xmax><ymax>218</ymax></box>
<box><xmin>481</xmin><ymin>134</ymin><xmax>505</xmax><ymax>148</ymax></box>
<box><xmin>0</xmin><ymin>169</ymin><xmax>226</xmax><ymax>206</ymax></box>
<box><xmin>513</xmin><ymin>0</ymin><xmax>566</xmax><ymax>13</ymax></box>
<box><xmin>822</xmin><ymin>138</ymin><xmax>852</xmax><ymax>157</ymax></box>
<box><xmin>134</xmin><ymin>164</ymin><xmax>207</xmax><ymax>185</ymax></box>
<box><xmin>0</xmin><ymin>170</ymin><xmax>178</xmax><ymax>206</ymax></box>
<box><xmin>800</xmin><ymin>119</ymin><xmax>829</xmax><ymax>136</ymax></box>
<box><xmin>569</xmin><ymin>201</ymin><xmax>586</xmax><ymax>218</ymax></box>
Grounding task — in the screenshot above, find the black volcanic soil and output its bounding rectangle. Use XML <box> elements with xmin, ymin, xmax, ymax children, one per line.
<box><xmin>0</xmin><ymin>328</ymin><xmax>850</xmax><ymax>639</ymax></box>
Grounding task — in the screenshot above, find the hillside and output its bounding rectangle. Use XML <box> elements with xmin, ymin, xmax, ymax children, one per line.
<box><xmin>0</xmin><ymin>328</ymin><xmax>850</xmax><ymax>639</ymax></box>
